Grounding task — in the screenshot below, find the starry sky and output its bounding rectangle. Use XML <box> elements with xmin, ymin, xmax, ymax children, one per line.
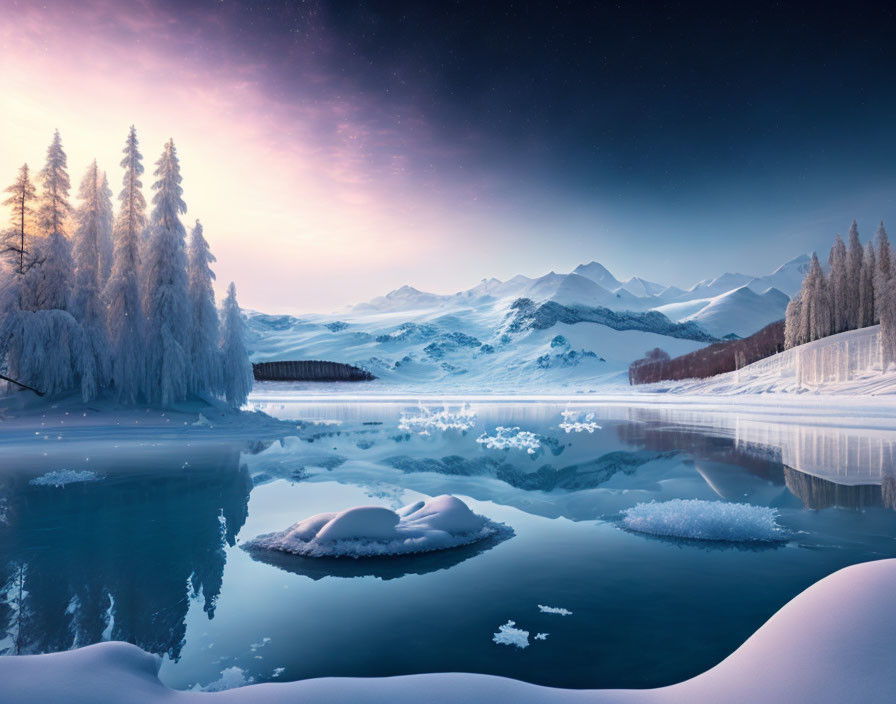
<box><xmin>3</xmin><ymin>0</ymin><xmax>896</xmax><ymax>312</ymax></box>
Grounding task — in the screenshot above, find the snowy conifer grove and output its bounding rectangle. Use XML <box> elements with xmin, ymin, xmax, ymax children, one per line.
<box><xmin>784</xmin><ymin>220</ymin><xmax>896</xmax><ymax>369</ymax></box>
<box><xmin>0</xmin><ymin>128</ymin><xmax>253</xmax><ymax>407</ymax></box>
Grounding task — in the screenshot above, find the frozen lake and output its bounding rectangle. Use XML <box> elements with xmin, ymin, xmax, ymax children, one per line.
<box><xmin>2</xmin><ymin>392</ymin><xmax>896</xmax><ymax>691</ymax></box>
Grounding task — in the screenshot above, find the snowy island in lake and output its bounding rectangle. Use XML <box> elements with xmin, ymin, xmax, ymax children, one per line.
<box><xmin>245</xmin><ymin>495</ymin><xmax>510</xmax><ymax>558</ymax></box>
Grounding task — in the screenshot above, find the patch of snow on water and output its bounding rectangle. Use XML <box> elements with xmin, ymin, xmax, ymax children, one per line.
<box><xmin>476</xmin><ymin>426</ymin><xmax>540</xmax><ymax>453</ymax></box>
<box><xmin>621</xmin><ymin>499</ymin><xmax>786</xmax><ymax>542</ymax></box>
<box><xmin>559</xmin><ymin>410</ymin><xmax>601</xmax><ymax>433</ymax></box>
<box><xmin>398</xmin><ymin>404</ymin><xmax>477</xmax><ymax>435</ymax></box>
<box><xmin>193</xmin><ymin>666</ymin><xmax>254</xmax><ymax>692</ymax></box>
<box><xmin>29</xmin><ymin>470</ymin><xmax>98</xmax><ymax>487</ymax></box>
<box><xmin>538</xmin><ymin>605</ymin><xmax>573</xmax><ymax>616</ymax></box>
<box><xmin>534</xmin><ymin>633</ymin><xmax>549</xmax><ymax>641</ymax></box>
<box><xmin>245</xmin><ymin>494</ymin><xmax>509</xmax><ymax>558</ymax></box>
<box><xmin>492</xmin><ymin>621</ymin><xmax>529</xmax><ymax>649</ymax></box>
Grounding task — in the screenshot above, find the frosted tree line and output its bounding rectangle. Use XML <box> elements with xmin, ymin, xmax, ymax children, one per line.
<box><xmin>784</xmin><ymin>220</ymin><xmax>896</xmax><ymax>369</ymax></box>
<box><xmin>0</xmin><ymin>128</ymin><xmax>253</xmax><ymax>406</ymax></box>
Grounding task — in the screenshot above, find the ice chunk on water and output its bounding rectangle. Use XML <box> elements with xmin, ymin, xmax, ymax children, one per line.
<box><xmin>29</xmin><ymin>470</ymin><xmax>98</xmax><ymax>487</ymax></box>
<box><xmin>476</xmin><ymin>427</ymin><xmax>540</xmax><ymax>453</ymax></box>
<box><xmin>534</xmin><ymin>633</ymin><xmax>549</xmax><ymax>641</ymax></box>
<box><xmin>246</xmin><ymin>495</ymin><xmax>507</xmax><ymax>558</ymax></box>
<box><xmin>492</xmin><ymin>621</ymin><xmax>529</xmax><ymax>649</ymax></box>
<box><xmin>559</xmin><ymin>410</ymin><xmax>602</xmax><ymax>434</ymax></box>
<box><xmin>538</xmin><ymin>605</ymin><xmax>573</xmax><ymax>616</ymax></box>
<box><xmin>399</xmin><ymin>404</ymin><xmax>476</xmax><ymax>435</ymax></box>
<box><xmin>621</xmin><ymin>499</ymin><xmax>786</xmax><ymax>542</ymax></box>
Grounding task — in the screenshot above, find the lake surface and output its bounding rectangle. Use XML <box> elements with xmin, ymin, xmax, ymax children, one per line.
<box><xmin>2</xmin><ymin>394</ymin><xmax>896</xmax><ymax>691</ymax></box>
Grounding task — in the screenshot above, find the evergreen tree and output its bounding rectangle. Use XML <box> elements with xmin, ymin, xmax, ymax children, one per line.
<box><xmin>97</xmin><ymin>171</ymin><xmax>115</xmax><ymax>285</ymax></box>
<box><xmin>2</xmin><ymin>164</ymin><xmax>37</xmax><ymax>276</ymax></box>
<box><xmin>827</xmin><ymin>234</ymin><xmax>847</xmax><ymax>333</ymax></box>
<box><xmin>784</xmin><ymin>292</ymin><xmax>803</xmax><ymax>349</ymax></box>
<box><xmin>845</xmin><ymin>221</ymin><xmax>862</xmax><ymax>330</ymax></box>
<box><xmin>799</xmin><ymin>253</ymin><xmax>831</xmax><ymax>342</ymax></box>
<box><xmin>142</xmin><ymin>139</ymin><xmax>190</xmax><ymax>405</ymax></box>
<box><xmin>877</xmin><ymin>223</ymin><xmax>896</xmax><ymax>370</ymax></box>
<box><xmin>35</xmin><ymin>130</ymin><xmax>71</xmax><ymax>240</ymax></box>
<box><xmin>71</xmin><ymin>161</ymin><xmax>110</xmax><ymax>397</ymax></box>
<box><xmin>219</xmin><ymin>282</ymin><xmax>252</xmax><ymax>407</ymax></box>
<box><xmin>104</xmin><ymin>127</ymin><xmax>146</xmax><ymax>403</ymax></box>
<box><xmin>859</xmin><ymin>242</ymin><xmax>876</xmax><ymax>328</ymax></box>
<box><xmin>187</xmin><ymin>220</ymin><xmax>221</xmax><ymax>396</ymax></box>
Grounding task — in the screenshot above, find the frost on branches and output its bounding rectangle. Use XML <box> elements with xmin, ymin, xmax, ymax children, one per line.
<box><xmin>0</xmin><ymin>129</ymin><xmax>253</xmax><ymax>407</ymax></box>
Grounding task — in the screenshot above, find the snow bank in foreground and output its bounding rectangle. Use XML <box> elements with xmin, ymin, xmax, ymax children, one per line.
<box><xmin>492</xmin><ymin>621</ymin><xmax>530</xmax><ymax>649</ymax></box>
<box><xmin>29</xmin><ymin>470</ymin><xmax>99</xmax><ymax>487</ymax></box>
<box><xmin>621</xmin><ymin>499</ymin><xmax>785</xmax><ymax>542</ymax></box>
<box><xmin>476</xmin><ymin>427</ymin><xmax>541</xmax><ymax>453</ymax></box>
<box><xmin>5</xmin><ymin>560</ymin><xmax>896</xmax><ymax>702</ymax></box>
<box><xmin>245</xmin><ymin>495</ymin><xmax>506</xmax><ymax>558</ymax></box>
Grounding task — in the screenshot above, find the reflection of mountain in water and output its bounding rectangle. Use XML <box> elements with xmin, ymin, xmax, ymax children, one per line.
<box><xmin>244</xmin><ymin>526</ymin><xmax>513</xmax><ymax>581</ymax></box>
<box><xmin>0</xmin><ymin>448</ymin><xmax>251</xmax><ymax>659</ymax></box>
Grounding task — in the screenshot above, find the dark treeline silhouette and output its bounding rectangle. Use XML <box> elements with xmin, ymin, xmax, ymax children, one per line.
<box><xmin>629</xmin><ymin>320</ymin><xmax>785</xmax><ymax>385</ymax></box>
<box><xmin>253</xmin><ymin>360</ymin><xmax>375</xmax><ymax>382</ymax></box>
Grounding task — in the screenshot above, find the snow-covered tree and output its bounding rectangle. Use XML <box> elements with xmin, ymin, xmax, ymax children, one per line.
<box><xmin>219</xmin><ymin>282</ymin><xmax>252</xmax><ymax>408</ymax></box>
<box><xmin>97</xmin><ymin>171</ymin><xmax>115</xmax><ymax>285</ymax></box>
<box><xmin>71</xmin><ymin>161</ymin><xmax>111</xmax><ymax>396</ymax></box>
<box><xmin>104</xmin><ymin>127</ymin><xmax>147</xmax><ymax>403</ymax></box>
<box><xmin>142</xmin><ymin>139</ymin><xmax>190</xmax><ymax>405</ymax></box>
<box><xmin>859</xmin><ymin>242</ymin><xmax>876</xmax><ymax>329</ymax></box>
<box><xmin>35</xmin><ymin>130</ymin><xmax>71</xmax><ymax>240</ymax></box>
<box><xmin>784</xmin><ymin>292</ymin><xmax>804</xmax><ymax>349</ymax></box>
<box><xmin>187</xmin><ymin>220</ymin><xmax>221</xmax><ymax>396</ymax></box>
<box><xmin>845</xmin><ymin>221</ymin><xmax>862</xmax><ymax>330</ymax></box>
<box><xmin>2</xmin><ymin>164</ymin><xmax>37</xmax><ymax>275</ymax></box>
<box><xmin>799</xmin><ymin>252</ymin><xmax>831</xmax><ymax>343</ymax></box>
<box><xmin>876</xmin><ymin>223</ymin><xmax>896</xmax><ymax>370</ymax></box>
<box><xmin>827</xmin><ymin>234</ymin><xmax>848</xmax><ymax>334</ymax></box>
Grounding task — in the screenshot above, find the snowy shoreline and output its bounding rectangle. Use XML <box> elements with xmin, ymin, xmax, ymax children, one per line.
<box><xmin>2</xmin><ymin>559</ymin><xmax>895</xmax><ymax>703</ymax></box>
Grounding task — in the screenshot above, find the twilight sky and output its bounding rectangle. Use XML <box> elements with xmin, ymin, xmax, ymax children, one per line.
<box><xmin>3</xmin><ymin>1</ymin><xmax>896</xmax><ymax>313</ymax></box>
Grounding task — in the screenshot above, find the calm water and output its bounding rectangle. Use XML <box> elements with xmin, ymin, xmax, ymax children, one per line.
<box><xmin>2</xmin><ymin>396</ymin><xmax>896</xmax><ymax>690</ymax></box>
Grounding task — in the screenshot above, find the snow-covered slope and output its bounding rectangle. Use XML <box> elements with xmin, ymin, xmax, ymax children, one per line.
<box><xmin>746</xmin><ymin>254</ymin><xmax>811</xmax><ymax>297</ymax></box>
<box><xmin>5</xmin><ymin>559</ymin><xmax>896</xmax><ymax>702</ymax></box>
<box><xmin>655</xmin><ymin>286</ymin><xmax>789</xmax><ymax>338</ymax></box>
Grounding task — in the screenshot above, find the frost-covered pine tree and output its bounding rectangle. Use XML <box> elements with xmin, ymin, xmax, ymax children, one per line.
<box><xmin>2</xmin><ymin>164</ymin><xmax>37</xmax><ymax>276</ymax></box>
<box><xmin>784</xmin><ymin>292</ymin><xmax>804</xmax><ymax>349</ymax></box>
<box><xmin>875</xmin><ymin>222</ymin><xmax>892</xmax><ymax>318</ymax></box>
<box><xmin>97</xmin><ymin>171</ymin><xmax>115</xmax><ymax>285</ymax></box>
<box><xmin>827</xmin><ymin>234</ymin><xmax>848</xmax><ymax>334</ymax></box>
<box><xmin>799</xmin><ymin>252</ymin><xmax>831</xmax><ymax>342</ymax></box>
<box><xmin>845</xmin><ymin>221</ymin><xmax>863</xmax><ymax>330</ymax></box>
<box><xmin>104</xmin><ymin>127</ymin><xmax>147</xmax><ymax>404</ymax></box>
<box><xmin>187</xmin><ymin>220</ymin><xmax>221</xmax><ymax>396</ymax></box>
<box><xmin>876</xmin><ymin>223</ymin><xmax>896</xmax><ymax>370</ymax></box>
<box><xmin>35</xmin><ymin>130</ymin><xmax>71</xmax><ymax>241</ymax></box>
<box><xmin>859</xmin><ymin>242</ymin><xmax>876</xmax><ymax>328</ymax></box>
<box><xmin>71</xmin><ymin>161</ymin><xmax>111</xmax><ymax>396</ymax></box>
<box><xmin>142</xmin><ymin>139</ymin><xmax>190</xmax><ymax>405</ymax></box>
<box><xmin>219</xmin><ymin>282</ymin><xmax>252</xmax><ymax>408</ymax></box>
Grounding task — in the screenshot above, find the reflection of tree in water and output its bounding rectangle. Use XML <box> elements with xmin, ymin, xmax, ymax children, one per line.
<box><xmin>0</xmin><ymin>447</ymin><xmax>251</xmax><ymax>659</ymax></box>
<box><xmin>784</xmin><ymin>467</ymin><xmax>891</xmax><ymax>511</ymax></box>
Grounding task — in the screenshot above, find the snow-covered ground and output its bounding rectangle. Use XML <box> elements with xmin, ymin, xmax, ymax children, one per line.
<box><xmin>3</xmin><ymin>558</ymin><xmax>895</xmax><ymax>702</ymax></box>
<box><xmin>648</xmin><ymin>325</ymin><xmax>896</xmax><ymax>396</ymax></box>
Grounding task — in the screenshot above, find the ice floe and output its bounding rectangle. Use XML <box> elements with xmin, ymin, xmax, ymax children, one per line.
<box><xmin>538</xmin><ymin>605</ymin><xmax>573</xmax><ymax>616</ymax></box>
<box><xmin>245</xmin><ymin>495</ymin><xmax>507</xmax><ymax>558</ymax></box>
<box><xmin>476</xmin><ymin>427</ymin><xmax>540</xmax><ymax>454</ymax></box>
<box><xmin>398</xmin><ymin>404</ymin><xmax>477</xmax><ymax>435</ymax></box>
<box><xmin>559</xmin><ymin>410</ymin><xmax>602</xmax><ymax>433</ymax></box>
<box><xmin>621</xmin><ymin>499</ymin><xmax>786</xmax><ymax>542</ymax></box>
<box><xmin>492</xmin><ymin>621</ymin><xmax>529</xmax><ymax>649</ymax></box>
<box><xmin>29</xmin><ymin>470</ymin><xmax>99</xmax><ymax>487</ymax></box>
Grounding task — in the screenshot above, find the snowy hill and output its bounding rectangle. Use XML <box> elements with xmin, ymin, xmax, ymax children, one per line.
<box><xmin>655</xmin><ymin>286</ymin><xmax>789</xmax><ymax>338</ymax></box>
<box><xmin>745</xmin><ymin>254</ymin><xmax>811</xmax><ymax>297</ymax></box>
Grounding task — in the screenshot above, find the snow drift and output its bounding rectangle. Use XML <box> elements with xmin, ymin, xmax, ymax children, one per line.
<box><xmin>621</xmin><ymin>499</ymin><xmax>786</xmax><ymax>542</ymax></box>
<box><xmin>244</xmin><ymin>495</ymin><xmax>507</xmax><ymax>558</ymax></box>
<box><xmin>4</xmin><ymin>559</ymin><xmax>896</xmax><ymax>702</ymax></box>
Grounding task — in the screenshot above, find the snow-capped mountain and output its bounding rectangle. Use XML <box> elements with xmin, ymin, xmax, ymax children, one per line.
<box><xmin>247</xmin><ymin>255</ymin><xmax>806</xmax><ymax>391</ymax></box>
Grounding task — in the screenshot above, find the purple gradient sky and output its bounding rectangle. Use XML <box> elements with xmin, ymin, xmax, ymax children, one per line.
<box><xmin>3</xmin><ymin>1</ymin><xmax>896</xmax><ymax>313</ymax></box>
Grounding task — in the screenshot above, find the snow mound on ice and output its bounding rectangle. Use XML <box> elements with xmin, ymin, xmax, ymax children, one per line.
<box><xmin>621</xmin><ymin>499</ymin><xmax>786</xmax><ymax>542</ymax></box>
<box><xmin>245</xmin><ymin>495</ymin><xmax>506</xmax><ymax>558</ymax></box>
<box><xmin>538</xmin><ymin>604</ymin><xmax>573</xmax><ymax>616</ymax></box>
<box><xmin>398</xmin><ymin>404</ymin><xmax>476</xmax><ymax>435</ymax></box>
<box><xmin>29</xmin><ymin>470</ymin><xmax>99</xmax><ymax>487</ymax></box>
<box><xmin>476</xmin><ymin>427</ymin><xmax>540</xmax><ymax>453</ymax></box>
<box><xmin>492</xmin><ymin>621</ymin><xmax>529</xmax><ymax>649</ymax></box>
